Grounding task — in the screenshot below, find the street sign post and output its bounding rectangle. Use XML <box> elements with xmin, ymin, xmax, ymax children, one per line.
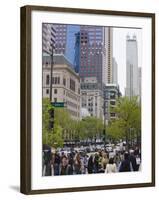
<box><xmin>51</xmin><ymin>102</ymin><xmax>65</xmax><ymax>108</ymax></box>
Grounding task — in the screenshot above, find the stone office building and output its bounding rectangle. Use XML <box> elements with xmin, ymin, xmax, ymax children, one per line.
<box><xmin>103</xmin><ymin>84</ymin><xmax>121</xmax><ymax>123</ymax></box>
<box><xmin>42</xmin><ymin>54</ymin><xmax>81</xmax><ymax>120</ymax></box>
<box><xmin>80</xmin><ymin>77</ymin><xmax>104</xmax><ymax>119</ymax></box>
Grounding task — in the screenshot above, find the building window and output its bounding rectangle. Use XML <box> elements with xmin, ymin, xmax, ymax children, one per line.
<box><xmin>52</xmin><ymin>77</ymin><xmax>60</xmax><ymax>84</ymax></box>
<box><xmin>54</xmin><ymin>89</ymin><xmax>57</xmax><ymax>94</ymax></box>
<box><xmin>110</xmin><ymin>113</ymin><xmax>116</xmax><ymax>117</ymax></box>
<box><xmin>46</xmin><ymin>75</ymin><xmax>49</xmax><ymax>85</ymax></box>
<box><xmin>55</xmin><ymin>77</ymin><xmax>57</xmax><ymax>84</ymax></box>
<box><xmin>46</xmin><ymin>89</ymin><xmax>49</xmax><ymax>94</ymax></box>
<box><xmin>110</xmin><ymin>92</ymin><xmax>116</xmax><ymax>99</ymax></box>
<box><xmin>58</xmin><ymin>77</ymin><xmax>60</xmax><ymax>84</ymax></box>
<box><xmin>70</xmin><ymin>78</ymin><xmax>75</xmax><ymax>92</ymax></box>
<box><xmin>54</xmin><ymin>98</ymin><xmax>57</xmax><ymax>102</ymax></box>
<box><xmin>63</xmin><ymin>78</ymin><xmax>66</xmax><ymax>86</ymax></box>
<box><xmin>110</xmin><ymin>101</ymin><xmax>115</xmax><ymax>106</ymax></box>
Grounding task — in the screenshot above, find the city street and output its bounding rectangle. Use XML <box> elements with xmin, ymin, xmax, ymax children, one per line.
<box><xmin>42</xmin><ymin>23</ymin><xmax>142</xmax><ymax>177</ymax></box>
<box><xmin>42</xmin><ymin>142</ymin><xmax>141</xmax><ymax>176</ymax></box>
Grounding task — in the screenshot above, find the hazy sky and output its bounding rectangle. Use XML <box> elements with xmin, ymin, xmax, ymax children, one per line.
<box><xmin>113</xmin><ymin>28</ymin><xmax>142</xmax><ymax>95</ymax></box>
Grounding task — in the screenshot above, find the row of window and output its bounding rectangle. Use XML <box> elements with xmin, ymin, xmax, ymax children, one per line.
<box><xmin>82</xmin><ymin>102</ymin><xmax>98</xmax><ymax>107</ymax></box>
<box><xmin>67</xmin><ymin>101</ymin><xmax>78</xmax><ymax>109</ymax></box>
<box><xmin>66</xmin><ymin>92</ymin><xmax>80</xmax><ymax>102</ymax></box>
<box><xmin>80</xmin><ymin>63</ymin><xmax>102</xmax><ymax>67</ymax></box>
<box><xmin>70</xmin><ymin>78</ymin><xmax>76</xmax><ymax>92</ymax></box>
<box><xmin>46</xmin><ymin>75</ymin><xmax>77</xmax><ymax>91</ymax></box>
<box><xmin>81</xmin><ymin>84</ymin><xmax>99</xmax><ymax>90</ymax></box>
<box><xmin>46</xmin><ymin>88</ymin><xmax>80</xmax><ymax>102</ymax></box>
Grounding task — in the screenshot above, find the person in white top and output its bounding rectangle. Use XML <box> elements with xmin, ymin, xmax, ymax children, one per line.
<box><xmin>105</xmin><ymin>157</ymin><xmax>117</xmax><ymax>173</ymax></box>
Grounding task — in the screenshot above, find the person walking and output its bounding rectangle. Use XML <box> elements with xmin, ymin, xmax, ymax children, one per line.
<box><xmin>53</xmin><ymin>152</ymin><xmax>61</xmax><ymax>175</ymax></box>
<box><xmin>101</xmin><ymin>152</ymin><xmax>109</xmax><ymax>170</ymax></box>
<box><xmin>43</xmin><ymin>149</ymin><xmax>52</xmax><ymax>176</ymax></box>
<box><xmin>74</xmin><ymin>153</ymin><xmax>82</xmax><ymax>174</ymax></box>
<box><xmin>60</xmin><ymin>155</ymin><xmax>72</xmax><ymax>175</ymax></box>
<box><xmin>67</xmin><ymin>153</ymin><xmax>74</xmax><ymax>175</ymax></box>
<box><xmin>87</xmin><ymin>155</ymin><xmax>94</xmax><ymax>174</ymax></box>
<box><xmin>129</xmin><ymin>150</ymin><xmax>138</xmax><ymax>171</ymax></box>
<box><xmin>119</xmin><ymin>152</ymin><xmax>131</xmax><ymax>172</ymax></box>
<box><xmin>105</xmin><ymin>157</ymin><xmax>117</xmax><ymax>173</ymax></box>
<box><xmin>82</xmin><ymin>154</ymin><xmax>88</xmax><ymax>174</ymax></box>
<box><xmin>93</xmin><ymin>153</ymin><xmax>99</xmax><ymax>173</ymax></box>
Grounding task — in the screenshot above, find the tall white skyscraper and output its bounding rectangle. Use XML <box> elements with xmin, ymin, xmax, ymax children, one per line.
<box><xmin>112</xmin><ymin>57</ymin><xmax>118</xmax><ymax>84</ymax></box>
<box><xmin>138</xmin><ymin>67</ymin><xmax>142</xmax><ymax>99</ymax></box>
<box><xmin>125</xmin><ymin>34</ymin><xmax>139</xmax><ymax>98</ymax></box>
<box><xmin>102</xmin><ymin>27</ymin><xmax>113</xmax><ymax>85</ymax></box>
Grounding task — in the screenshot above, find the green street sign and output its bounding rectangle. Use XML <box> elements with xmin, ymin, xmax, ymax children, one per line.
<box><xmin>51</xmin><ymin>102</ymin><xmax>65</xmax><ymax>108</ymax></box>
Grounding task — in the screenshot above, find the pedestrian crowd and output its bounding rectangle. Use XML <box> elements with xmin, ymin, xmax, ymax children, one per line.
<box><xmin>42</xmin><ymin>147</ymin><xmax>141</xmax><ymax>176</ymax></box>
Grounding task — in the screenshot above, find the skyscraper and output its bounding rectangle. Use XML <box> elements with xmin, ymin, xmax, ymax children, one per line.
<box><xmin>125</xmin><ymin>34</ymin><xmax>139</xmax><ymax>98</ymax></box>
<box><xmin>78</xmin><ymin>26</ymin><xmax>113</xmax><ymax>85</ymax></box>
<box><xmin>138</xmin><ymin>67</ymin><xmax>142</xmax><ymax>99</ymax></box>
<box><xmin>50</xmin><ymin>24</ymin><xmax>113</xmax><ymax>85</ymax></box>
<box><xmin>74</xmin><ymin>32</ymin><xmax>81</xmax><ymax>73</ymax></box>
<box><xmin>42</xmin><ymin>24</ymin><xmax>56</xmax><ymax>54</ymax></box>
<box><xmin>112</xmin><ymin>57</ymin><xmax>118</xmax><ymax>84</ymax></box>
<box><xmin>53</xmin><ymin>24</ymin><xmax>80</xmax><ymax>66</ymax></box>
<box><xmin>65</xmin><ymin>25</ymin><xmax>80</xmax><ymax>64</ymax></box>
<box><xmin>79</xmin><ymin>25</ymin><xmax>103</xmax><ymax>84</ymax></box>
<box><xmin>54</xmin><ymin>24</ymin><xmax>67</xmax><ymax>55</ymax></box>
<box><xmin>103</xmin><ymin>27</ymin><xmax>113</xmax><ymax>84</ymax></box>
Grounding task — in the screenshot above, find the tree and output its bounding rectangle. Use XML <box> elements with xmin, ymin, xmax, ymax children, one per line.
<box><xmin>54</xmin><ymin>107</ymin><xmax>76</xmax><ymax>140</ymax></box>
<box><xmin>79</xmin><ymin>116</ymin><xmax>103</xmax><ymax>141</ymax></box>
<box><xmin>42</xmin><ymin>98</ymin><xmax>64</xmax><ymax>148</ymax></box>
<box><xmin>42</xmin><ymin>98</ymin><xmax>104</xmax><ymax>146</ymax></box>
<box><xmin>107</xmin><ymin>96</ymin><xmax>141</xmax><ymax>147</ymax></box>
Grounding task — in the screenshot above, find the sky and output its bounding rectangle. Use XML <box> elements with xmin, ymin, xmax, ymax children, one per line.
<box><xmin>113</xmin><ymin>28</ymin><xmax>142</xmax><ymax>95</ymax></box>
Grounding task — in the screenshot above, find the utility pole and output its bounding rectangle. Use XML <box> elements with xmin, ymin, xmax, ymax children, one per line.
<box><xmin>48</xmin><ymin>43</ymin><xmax>54</xmax><ymax>130</ymax></box>
<box><xmin>50</xmin><ymin>43</ymin><xmax>54</xmax><ymax>102</ymax></box>
<box><xmin>103</xmin><ymin>100</ymin><xmax>106</xmax><ymax>148</ymax></box>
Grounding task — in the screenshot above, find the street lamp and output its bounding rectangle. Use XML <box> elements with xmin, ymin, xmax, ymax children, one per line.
<box><xmin>103</xmin><ymin>100</ymin><xmax>106</xmax><ymax>148</ymax></box>
<box><xmin>49</xmin><ymin>43</ymin><xmax>54</xmax><ymax>102</ymax></box>
<box><xmin>48</xmin><ymin>43</ymin><xmax>54</xmax><ymax>131</ymax></box>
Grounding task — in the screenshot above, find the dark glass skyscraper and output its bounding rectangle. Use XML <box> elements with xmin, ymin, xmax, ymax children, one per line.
<box><xmin>53</xmin><ymin>24</ymin><xmax>80</xmax><ymax>66</ymax></box>
<box><xmin>74</xmin><ymin>32</ymin><xmax>81</xmax><ymax>73</ymax></box>
<box><xmin>52</xmin><ymin>24</ymin><xmax>113</xmax><ymax>85</ymax></box>
<box><xmin>79</xmin><ymin>25</ymin><xmax>104</xmax><ymax>84</ymax></box>
<box><xmin>65</xmin><ymin>25</ymin><xmax>80</xmax><ymax>65</ymax></box>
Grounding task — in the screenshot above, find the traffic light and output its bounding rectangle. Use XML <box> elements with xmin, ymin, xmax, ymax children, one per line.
<box><xmin>48</xmin><ymin>107</ymin><xmax>54</xmax><ymax>129</ymax></box>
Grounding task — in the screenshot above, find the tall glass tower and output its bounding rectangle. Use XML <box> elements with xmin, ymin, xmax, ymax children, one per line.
<box><xmin>65</xmin><ymin>25</ymin><xmax>80</xmax><ymax>65</ymax></box>
<box><xmin>125</xmin><ymin>34</ymin><xmax>139</xmax><ymax>98</ymax></box>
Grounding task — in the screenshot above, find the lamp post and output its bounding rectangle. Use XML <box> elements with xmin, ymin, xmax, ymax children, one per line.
<box><xmin>103</xmin><ymin>100</ymin><xmax>106</xmax><ymax>148</ymax></box>
<box><xmin>48</xmin><ymin>43</ymin><xmax>54</xmax><ymax>131</ymax></box>
<box><xmin>49</xmin><ymin>43</ymin><xmax>54</xmax><ymax>102</ymax></box>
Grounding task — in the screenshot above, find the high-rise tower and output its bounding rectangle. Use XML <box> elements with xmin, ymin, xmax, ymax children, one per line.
<box><xmin>42</xmin><ymin>24</ymin><xmax>56</xmax><ymax>54</ymax></box>
<box><xmin>125</xmin><ymin>34</ymin><xmax>139</xmax><ymax>98</ymax></box>
<box><xmin>103</xmin><ymin>27</ymin><xmax>113</xmax><ymax>84</ymax></box>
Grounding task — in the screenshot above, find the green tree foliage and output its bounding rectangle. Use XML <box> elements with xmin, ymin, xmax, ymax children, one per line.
<box><xmin>42</xmin><ymin>98</ymin><xmax>104</xmax><ymax>145</ymax></box>
<box><xmin>80</xmin><ymin>117</ymin><xmax>103</xmax><ymax>140</ymax></box>
<box><xmin>54</xmin><ymin>107</ymin><xmax>103</xmax><ymax>141</ymax></box>
<box><xmin>107</xmin><ymin>96</ymin><xmax>141</xmax><ymax>143</ymax></box>
<box><xmin>42</xmin><ymin>98</ymin><xmax>64</xmax><ymax>148</ymax></box>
